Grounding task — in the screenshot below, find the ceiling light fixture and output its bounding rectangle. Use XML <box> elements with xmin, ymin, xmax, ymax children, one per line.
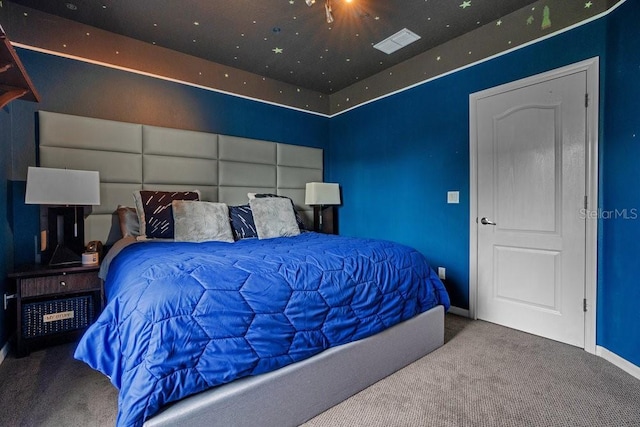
<box><xmin>306</xmin><ymin>0</ymin><xmax>341</xmax><ymax>24</ymax></box>
<box><xmin>325</xmin><ymin>1</ymin><xmax>334</xmax><ymax>24</ymax></box>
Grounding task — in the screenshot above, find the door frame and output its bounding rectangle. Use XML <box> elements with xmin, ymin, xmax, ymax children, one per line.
<box><xmin>469</xmin><ymin>57</ymin><xmax>599</xmax><ymax>354</ymax></box>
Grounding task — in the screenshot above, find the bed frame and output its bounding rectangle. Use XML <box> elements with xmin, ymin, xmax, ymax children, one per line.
<box><xmin>145</xmin><ymin>305</ymin><xmax>444</xmax><ymax>427</ymax></box>
<box><xmin>36</xmin><ymin>111</ymin><xmax>446</xmax><ymax>426</ymax></box>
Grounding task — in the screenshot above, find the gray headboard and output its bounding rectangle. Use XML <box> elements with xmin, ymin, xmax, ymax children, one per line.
<box><xmin>37</xmin><ymin>111</ymin><xmax>323</xmax><ymax>244</ymax></box>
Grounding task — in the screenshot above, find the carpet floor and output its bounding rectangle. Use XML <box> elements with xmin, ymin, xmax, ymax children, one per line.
<box><xmin>0</xmin><ymin>314</ymin><xmax>638</xmax><ymax>426</ymax></box>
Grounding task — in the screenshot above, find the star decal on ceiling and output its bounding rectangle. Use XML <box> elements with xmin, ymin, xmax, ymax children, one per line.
<box><xmin>460</xmin><ymin>1</ymin><xmax>471</xmax><ymax>9</ymax></box>
<box><xmin>496</xmin><ymin>19</ymin><xmax>502</xmax><ymax>26</ymax></box>
<box><xmin>585</xmin><ymin>1</ymin><xmax>593</xmax><ymax>8</ymax></box>
<box><xmin>526</xmin><ymin>15</ymin><xmax>534</xmax><ymax>25</ymax></box>
<box><xmin>273</xmin><ymin>47</ymin><xmax>283</xmax><ymax>54</ymax></box>
<box><xmin>541</xmin><ymin>6</ymin><xmax>551</xmax><ymax>29</ymax></box>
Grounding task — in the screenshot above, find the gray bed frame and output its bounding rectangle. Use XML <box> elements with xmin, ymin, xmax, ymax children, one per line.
<box><xmin>36</xmin><ymin>111</ymin><xmax>446</xmax><ymax>426</ymax></box>
<box><xmin>146</xmin><ymin>305</ymin><xmax>444</xmax><ymax>427</ymax></box>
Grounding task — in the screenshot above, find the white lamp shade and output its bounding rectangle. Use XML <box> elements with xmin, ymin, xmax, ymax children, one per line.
<box><xmin>25</xmin><ymin>167</ymin><xmax>101</xmax><ymax>206</ymax></box>
<box><xmin>305</xmin><ymin>182</ymin><xmax>341</xmax><ymax>206</ymax></box>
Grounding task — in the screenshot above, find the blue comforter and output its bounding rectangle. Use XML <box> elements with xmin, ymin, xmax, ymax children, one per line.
<box><xmin>74</xmin><ymin>233</ymin><xmax>449</xmax><ymax>426</ymax></box>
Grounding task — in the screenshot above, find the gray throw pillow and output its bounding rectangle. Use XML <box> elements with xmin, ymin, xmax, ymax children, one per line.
<box><xmin>249</xmin><ymin>197</ymin><xmax>300</xmax><ymax>239</ymax></box>
<box><xmin>172</xmin><ymin>200</ymin><xmax>234</xmax><ymax>243</ymax></box>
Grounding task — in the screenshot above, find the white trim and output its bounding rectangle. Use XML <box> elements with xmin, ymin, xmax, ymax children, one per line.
<box><xmin>469</xmin><ymin>94</ymin><xmax>479</xmax><ymax>321</ymax></box>
<box><xmin>331</xmin><ymin>1</ymin><xmax>624</xmax><ymax>117</ymax></box>
<box><xmin>0</xmin><ymin>340</ymin><xmax>9</xmax><ymax>366</ymax></box>
<box><xmin>10</xmin><ymin>1</ymin><xmax>624</xmax><ymax>118</ymax></box>
<box><xmin>596</xmin><ymin>346</ymin><xmax>640</xmax><ymax>380</ymax></box>
<box><xmin>583</xmin><ymin>58</ymin><xmax>600</xmax><ymax>355</ymax></box>
<box><xmin>448</xmin><ymin>306</ymin><xmax>470</xmax><ymax>318</ymax></box>
<box><xmin>468</xmin><ymin>57</ymin><xmax>600</xmax><ymax>354</ymax></box>
<box><xmin>11</xmin><ymin>43</ymin><xmax>331</xmax><ymax>119</ymax></box>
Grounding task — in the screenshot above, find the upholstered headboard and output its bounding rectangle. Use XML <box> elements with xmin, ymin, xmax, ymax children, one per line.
<box><xmin>37</xmin><ymin>111</ymin><xmax>323</xmax><ymax>244</ymax></box>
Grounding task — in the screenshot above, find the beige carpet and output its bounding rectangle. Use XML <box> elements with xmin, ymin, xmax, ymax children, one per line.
<box><xmin>304</xmin><ymin>316</ymin><xmax>640</xmax><ymax>426</ymax></box>
<box><xmin>0</xmin><ymin>314</ymin><xmax>638</xmax><ymax>426</ymax></box>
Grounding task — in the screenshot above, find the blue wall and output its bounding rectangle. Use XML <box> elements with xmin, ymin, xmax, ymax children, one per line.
<box><xmin>15</xmin><ymin>49</ymin><xmax>329</xmax><ymax>151</ymax></box>
<box><xmin>329</xmin><ymin>1</ymin><xmax>639</xmax><ymax>367</ymax></box>
<box><xmin>599</xmin><ymin>0</ymin><xmax>640</xmax><ymax>366</ymax></box>
<box><xmin>0</xmin><ymin>106</ymin><xmax>14</xmax><ymax>347</ymax></box>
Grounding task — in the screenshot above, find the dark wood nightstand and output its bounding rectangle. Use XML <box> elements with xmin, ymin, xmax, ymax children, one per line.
<box><xmin>7</xmin><ymin>264</ymin><xmax>103</xmax><ymax>357</ymax></box>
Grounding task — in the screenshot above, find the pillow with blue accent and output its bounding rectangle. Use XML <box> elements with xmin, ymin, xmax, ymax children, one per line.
<box><xmin>229</xmin><ymin>204</ymin><xmax>257</xmax><ymax>240</ymax></box>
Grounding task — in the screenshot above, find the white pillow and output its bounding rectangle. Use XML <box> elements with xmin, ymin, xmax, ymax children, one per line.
<box><xmin>172</xmin><ymin>200</ymin><xmax>234</xmax><ymax>243</ymax></box>
<box><xmin>249</xmin><ymin>198</ymin><xmax>300</xmax><ymax>239</ymax></box>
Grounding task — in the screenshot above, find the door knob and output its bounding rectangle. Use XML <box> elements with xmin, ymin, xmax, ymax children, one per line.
<box><xmin>480</xmin><ymin>217</ymin><xmax>497</xmax><ymax>226</ymax></box>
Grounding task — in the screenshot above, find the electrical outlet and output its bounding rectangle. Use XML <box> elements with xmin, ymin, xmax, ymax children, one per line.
<box><xmin>438</xmin><ymin>267</ymin><xmax>446</xmax><ymax>280</ymax></box>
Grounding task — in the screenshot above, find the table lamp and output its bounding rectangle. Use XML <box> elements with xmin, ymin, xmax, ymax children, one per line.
<box><xmin>305</xmin><ymin>182</ymin><xmax>341</xmax><ymax>233</ymax></box>
<box><xmin>25</xmin><ymin>167</ymin><xmax>100</xmax><ymax>266</ymax></box>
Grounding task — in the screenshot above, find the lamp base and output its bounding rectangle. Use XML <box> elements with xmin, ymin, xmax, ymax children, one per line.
<box><xmin>312</xmin><ymin>205</ymin><xmax>336</xmax><ymax>234</ymax></box>
<box><xmin>44</xmin><ymin>206</ymin><xmax>85</xmax><ymax>265</ymax></box>
<box><xmin>48</xmin><ymin>244</ymin><xmax>82</xmax><ymax>267</ymax></box>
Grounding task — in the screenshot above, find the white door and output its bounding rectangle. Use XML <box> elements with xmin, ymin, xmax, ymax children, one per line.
<box><xmin>473</xmin><ymin>70</ymin><xmax>587</xmax><ymax>347</ymax></box>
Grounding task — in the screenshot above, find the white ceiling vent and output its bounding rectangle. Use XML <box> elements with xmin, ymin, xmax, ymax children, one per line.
<box><xmin>373</xmin><ymin>28</ymin><xmax>421</xmax><ymax>55</ymax></box>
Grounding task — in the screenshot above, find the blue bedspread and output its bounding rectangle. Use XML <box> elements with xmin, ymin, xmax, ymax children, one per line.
<box><xmin>74</xmin><ymin>233</ymin><xmax>449</xmax><ymax>426</ymax></box>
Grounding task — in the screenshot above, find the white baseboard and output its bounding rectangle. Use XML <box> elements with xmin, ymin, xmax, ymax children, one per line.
<box><xmin>448</xmin><ymin>306</ymin><xmax>470</xmax><ymax>317</ymax></box>
<box><xmin>596</xmin><ymin>345</ymin><xmax>640</xmax><ymax>380</ymax></box>
<box><xmin>0</xmin><ymin>340</ymin><xmax>9</xmax><ymax>367</ymax></box>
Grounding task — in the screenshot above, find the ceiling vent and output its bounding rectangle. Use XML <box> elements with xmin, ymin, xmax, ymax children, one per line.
<box><xmin>373</xmin><ymin>28</ymin><xmax>421</xmax><ymax>55</ymax></box>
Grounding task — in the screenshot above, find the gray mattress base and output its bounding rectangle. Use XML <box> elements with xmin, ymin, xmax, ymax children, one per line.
<box><xmin>144</xmin><ymin>305</ymin><xmax>445</xmax><ymax>427</ymax></box>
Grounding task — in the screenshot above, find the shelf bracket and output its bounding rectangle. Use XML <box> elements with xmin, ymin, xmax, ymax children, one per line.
<box><xmin>0</xmin><ymin>86</ymin><xmax>28</xmax><ymax>109</ymax></box>
<box><xmin>0</xmin><ymin>26</ymin><xmax>40</xmax><ymax>108</ymax></box>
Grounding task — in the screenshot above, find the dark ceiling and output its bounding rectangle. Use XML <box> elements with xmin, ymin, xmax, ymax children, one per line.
<box><xmin>9</xmin><ymin>0</ymin><xmax>538</xmax><ymax>94</ymax></box>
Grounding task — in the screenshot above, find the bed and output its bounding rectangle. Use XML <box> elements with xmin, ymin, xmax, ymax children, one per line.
<box><xmin>36</xmin><ymin>111</ymin><xmax>450</xmax><ymax>427</ymax></box>
<box><xmin>75</xmin><ymin>231</ymin><xmax>449</xmax><ymax>427</ymax></box>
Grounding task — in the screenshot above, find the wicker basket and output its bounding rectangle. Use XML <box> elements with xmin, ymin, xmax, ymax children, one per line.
<box><xmin>22</xmin><ymin>295</ymin><xmax>95</xmax><ymax>338</ymax></box>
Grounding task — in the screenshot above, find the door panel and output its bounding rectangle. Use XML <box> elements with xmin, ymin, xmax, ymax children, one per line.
<box><xmin>475</xmin><ymin>71</ymin><xmax>586</xmax><ymax>348</ymax></box>
<box><xmin>495</xmin><ymin>105</ymin><xmax>559</xmax><ymax>233</ymax></box>
<box><xmin>494</xmin><ymin>246</ymin><xmax>560</xmax><ymax>311</ymax></box>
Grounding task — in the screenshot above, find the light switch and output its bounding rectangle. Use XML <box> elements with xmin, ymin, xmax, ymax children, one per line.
<box><xmin>447</xmin><ymin>191</ymin><xmax>459</xmax><ymax>204</ymax></box>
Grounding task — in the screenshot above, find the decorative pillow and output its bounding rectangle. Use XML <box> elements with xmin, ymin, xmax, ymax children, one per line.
<box><xmin>250</xmin><ymin>193</ymin><xmax>306</xmax><ymax>231</ymax></box>
<box><xmin>249</xmin><ymin>197</ymin><xmax>300</xmax><ymax>239</ymax></box>
<box><xmin>229</xmin><ymin>204</ymin><xmax>257</xmax><ymax>240</ymax></box>
<box><xmin>172</xmin><ymin>200</ymin><xmax>234</xmax><ymax>243</ymax></box>
<box><xmin>133</xmin><ymin>190</ymin><xmax>200</xmax><ymax>239</ymax></box>
<box><xmin>116</xmin><ymin>205</ymin><xmax>140</xmax><ymax>237</ymax></box>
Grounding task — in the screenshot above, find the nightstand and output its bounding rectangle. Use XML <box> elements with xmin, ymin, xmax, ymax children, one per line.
<box><xmin>7</xmin><ymin>264</ymin><xmax>103</xmax><ymax>357</ymax></box>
